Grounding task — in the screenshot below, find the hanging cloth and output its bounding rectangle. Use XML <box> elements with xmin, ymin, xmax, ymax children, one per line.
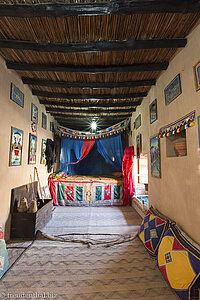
<box><xmin>96</xmin><ymin>134</ymin><xmax>123</xmax><ymax>171</ymax></box>
<box><xmin>122</xmin><ymin>146</ymin><xmax>135</xmax><ymax>205</ymax></box>
<box><xmin>60</xmin><ymin>137</ymin><xmax>95</xmax><ymax>174</ymax></box>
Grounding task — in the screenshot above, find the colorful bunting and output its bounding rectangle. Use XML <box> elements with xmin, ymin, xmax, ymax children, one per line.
<box><xmin>159</xmin><ymin>111</ymin><xmax>195</xmax><ymax>138</ymax></box>
<box><xmin>56</xmin><ymin>119</ymin><xmax>129</xmax><ymax>140</ymax></box>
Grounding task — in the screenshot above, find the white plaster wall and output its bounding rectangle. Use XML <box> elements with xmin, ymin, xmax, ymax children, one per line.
<box><xmin>131</xmin><ymin>24</ymin><xmax>200</xmax><ymax>244</ymax></box>
<box><xmin>0</xmin><ymin>57</ymin><xmax>55</xmax><ymax>239</ymax></box>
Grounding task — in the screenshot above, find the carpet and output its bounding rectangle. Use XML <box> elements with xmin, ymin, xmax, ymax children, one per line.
<box><xmin>0</xmin><ymin>206</ymin><xmax>177</xmax><ymax>299</ymax></box>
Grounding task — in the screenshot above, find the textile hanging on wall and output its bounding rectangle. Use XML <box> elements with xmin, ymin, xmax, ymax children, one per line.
<box><xmin>159</xmin><ymin>111</ymin><xmax>195</xmax><ymax>138</ymax></box>
<box><xmin>56</xmin><ymin>119</ymin><xmax>129</xmax><ymax>140</ymax></box>
<box><xmin>122</xmin><ymin>146</ymin><xmax>135</xmax><ymax>206</ymax></box>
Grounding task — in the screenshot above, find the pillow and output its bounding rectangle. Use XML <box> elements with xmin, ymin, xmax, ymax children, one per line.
<box><xmin>138</xmin><ymin>206</ymin><xmax>172</xmax><ymax>256</ymax></box>
<box><xmin>157</xmin><ymin>224</ymin><xmax>200</xmax><ymax>300</ymax></box>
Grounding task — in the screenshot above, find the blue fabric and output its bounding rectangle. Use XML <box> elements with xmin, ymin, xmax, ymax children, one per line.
<box><xmin>60</xmin><ymin>137</ymin><xmax>83</xmax><ymax>173</ymax></box>
<box><xmin>96</xmin><ymin>135</ymin><xmax>123</xmax><ymax>171</ymax></box>
<box><xmin>71</xmin><ymin>142</ymin><xmax>118</xmax><ymax>175</ymax></box>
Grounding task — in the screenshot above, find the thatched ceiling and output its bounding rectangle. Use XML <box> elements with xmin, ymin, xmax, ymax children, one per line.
<box><xmin>0</xmin><ymin>0</ymin><xmax>199</xmax><ymax>131</ymax></box>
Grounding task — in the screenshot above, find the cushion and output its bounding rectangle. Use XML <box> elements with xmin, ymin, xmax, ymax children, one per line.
<box><xmin>158</xmin><ymin>224</ymin><xmax>200</xmax><ymax>300</ymax></box>
<box><xmin>0</xmin><ymin>228</ymin><xmax>8</xmax><ymax>279</ymax></box>
<box><xmin>138</xmin><ymin>206</ymin><xmax>172</xmax><ymax>256</ymax></box>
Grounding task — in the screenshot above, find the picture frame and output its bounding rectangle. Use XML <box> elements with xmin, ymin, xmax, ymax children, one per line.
<box><xmin>150</xmin><ymin>134</ymin><xmax>161</xmax><ymax>178</ymax></box>
<box><xmin>31</xmin><ymin>103</ymin><xmax>38</xmax><ymax>123</ymax></box>
<box><xmin>198</xmin><ymin>116</ymin><xmax>200</xmax><ymax>151</ymax></box>
<box><xmin>135</xmin><ymin>114</ymin><xmax>141</xmax><ymax>129</ymax></box>
<box><xmin>9</xmin><ymin>127</ymin><xmax>23</xmax><ymax>166</ymax></box>
<box><xmin>28</xmin><ymin>134</ymin><xmax>37</xmax><ymax>164</ymax></box>
<box><xmin>50</xmin><ymin>121</ymin><xmax>54</xmax><ymax>132</ymax></box>
<box><xmin>42</xmin><ymin>113</ymin><xmax>47</xmax><ymax>129</ymax></box>
<box><xmin>164</xmin><ymin>74</ymin><xmax>182</xmax><ymax>106</ymax></box>
<box><xmin>136</xmin><ymin>133</ymin><xmax>142</xmax><ymax>158</ymax></box>
<box><xmin>193</xmin><ymin>60</ymin><xmax>200</xmax><ymax>91</ymax></box>
<box><xmin>40</xmin><ymin>139</ymin><xmax>46</xmax><ymax>164</ymax></box>
<box><xmin>10</xmin><ymin>83</ymin><xmax>24</xmax><ymax>108</ymax></box>
<box><xmin>149</xmin><ymin>99</ymin><xmax>158</xmax><ymax>124</ymax></box>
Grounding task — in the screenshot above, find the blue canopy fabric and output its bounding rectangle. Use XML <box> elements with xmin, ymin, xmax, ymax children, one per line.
<box><xmin>96</xmin><ymin>134</ymin><xmax>123</xmax><ymax>171</ymax></box>
<box><xmin>60</xmin><ymin>137</ymin><xmax>83</xmax><ymax>173</ymax></box>
<box><xmin>60</xmin><ymin>134</ymin><xmax>123</xmax><ymax>175</ymax></box>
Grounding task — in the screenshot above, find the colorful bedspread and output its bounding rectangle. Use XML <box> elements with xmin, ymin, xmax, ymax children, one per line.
<box><xmin>49</xmin><ymin>174</ymin><xmax>123</xmax><ymax>206</ymax></box>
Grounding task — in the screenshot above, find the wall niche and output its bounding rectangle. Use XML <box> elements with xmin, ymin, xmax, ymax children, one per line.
<box><xmin>166</xmin><ymin>130</ymin><xmax>187</xmax><ymax>157</ymax></box>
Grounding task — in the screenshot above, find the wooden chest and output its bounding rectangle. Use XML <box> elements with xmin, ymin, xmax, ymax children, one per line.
<box><xmin>10</xmin><ymin>182</ymin><xmax>53</xmax><ymax>239</ymax></box>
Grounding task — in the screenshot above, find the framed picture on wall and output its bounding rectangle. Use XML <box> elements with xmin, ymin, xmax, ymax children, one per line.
<box><xmin>149</xmin><ymin>99</ymin><xmax>158</xmax><ymax>124</ymax></box>
<box><xmin>9</xmin><ymin>127</ymin><xmax>23</xmax><ymax>166</ymax></box>
<box><xmin>193</xmin><ymin>60</ymin><xmax>200</xmax><ymax>91</ymax></box>
<box><xmin>135</xmin><ymin>114</ymin><xmax>141</xmax><ymax>129</ymax></box>
<box><xmin>150</xmin><ymin>134</ymin><xmax>161</xmax><ymax>178</ymax></box>
<box><xmin>31</xmin><ymin>103</ymin><xmax>38</xmax><ymax>123</ymax></box>
<box><xmin>164</xmin><ymin>74</ymin><xmax>182</xmax><ymax>106</ymax></box>
<box><xmin>198</xmin><ymin>116</ymin><xmax>200</xmax><ymax>151</ymax></box>
<box><xmin>42</xmin><ymin>113</ymin><xmax>47</xmax><ymax>129</ymax></box>
<box><xmin>28</xmin><ymin>134</ymin><xmax>37</xmax><ymax>164</ymax></box>
<box><xmin>136</xmin><ymin>134</ymin><xmax>142</xmax><ymax>158</ymax></box>
<box><xmin>40</xmin><ymin>139</ymin><xmax>46</xmax><ymax>164</ymax></box>
<box><xmin>10</xmin><ymin>83</ymin><xmax>24</xmax><ymax>108</ymax></box>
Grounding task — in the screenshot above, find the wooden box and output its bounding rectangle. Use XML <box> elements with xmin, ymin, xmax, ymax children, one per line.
<box><xmin>10</xmin><ymin>182</ymin><xmax>53</xmax><ymax>239</ymax></box>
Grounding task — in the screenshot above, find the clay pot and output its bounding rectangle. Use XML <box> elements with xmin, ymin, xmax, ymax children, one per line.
<box><xmin>29</xmin><ymin>200</ymin><xmax>38</xmax><ymax>213</ymax></box>
<box><xmin>18</xmin><ymin>197</ymin><xmax>28</xmax><ymax>213</ymax></box>
<box><xmin>174</xmin><ymin>141</ymin><xmax>187</xmax><ymax>157</ymax></box>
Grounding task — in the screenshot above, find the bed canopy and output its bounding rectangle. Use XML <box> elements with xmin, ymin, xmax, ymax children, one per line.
<box><xmin>57</xmin><ymin>119</ymin><xmax>129</xmax><ymax>175</ymax></box>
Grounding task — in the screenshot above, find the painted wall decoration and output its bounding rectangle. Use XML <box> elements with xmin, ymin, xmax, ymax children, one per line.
<box><xmin>135</xmin><ymin>114</ymin><xmax>141</xmax><ymax>129</ymax></box>
<box><xmin>42</xmin><ymin>113</ymin><xmax>47</xmax><ymax>129</ymax></box>
<box><xmin>149</xmin><ymin>99</ymin><xmax>158</xmax><ymax>124</ymax></box>
<box><xmin>164</xmin><ymin>74</ymin><xmax>182</xmax><ymax>105</ymax></box>
<box><xmin>136</xmin><ymin>133</ymin><xmax>142</xmax><ymax>158</ymax></box>
<box><xmin>50</xmin><ymin>121</ymin><xmax>54</xmax><ymax>132</ymax></box>
<box><xmin>10</xmin><ymin>83</ymin><xmax>24</xmax><ymax>108</ymax></box>
<box><xmin>28</xmin><ymin>134</ymin><xmax>37</xmax><ymax>164</ymax></box>
<box><xmin>40</xmin><ymin>139</ymin><xmax>46</xmax><ymax>164</ymax></box>
<box><xmin>150</xmin><ymin>134</ymin><xmax>161</xmax><ymax>178</ymax></box>
<box><xmin>9</xmin><ymin>127</ymin><xmax>23</xmax><ymax>166</ymax></box>
<box><xmin>193</xmin><ymin>60</ymin><xmax>200</xmax><ymax>91</ymax></box>
<box><xmin>31</xmin><ymin>103</ymin><xmax>38</xmax><ymax>123</ymax></box>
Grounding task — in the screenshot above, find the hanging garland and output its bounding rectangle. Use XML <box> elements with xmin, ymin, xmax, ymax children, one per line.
<box><xmin>159</xmin><ymin>111</ymin><xmax>195</xmax><ymax>138</ymax></box>
<box><xmin>56</xmin><ymin>119</ymin><xmax>130</xmax><ymax>140</ymax></box>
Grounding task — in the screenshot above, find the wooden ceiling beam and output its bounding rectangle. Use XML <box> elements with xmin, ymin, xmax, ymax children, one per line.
<box><xmin>40</xmin><ymin>100</ymin><xmax>142</xmax><ymax>107</ymax></box>
<box><xmin>0</xmin><ymin>38</ymin><xmax>187</xmax><ymax>53</ymax></box>
<box><xmin>6</xmin><ymin>61</ymin><xmax>169</xmax><ymax>73</ymax></box>
<box><xmin>46</xmin><ymin>107</ymin><xmax>136</xmax><ymax>114</ymax></box>
<box><xmin>0</xmin><ymin>1</ymin><xmax>199</xmax><ymax>18</ymax></box>
<box><xmin>34</xmin><ymin>90</ymin><xmax>147</xmax><ymax>99</ymax></box>
<box><xmin>52</xmin><ymin>113</ymin><xmax>132</xmax><ymax>119</ymax></box>
<box><xmin>24</xmin><ymin>78</ymin><xmax>155</xmax><ymax>88</ymax></box>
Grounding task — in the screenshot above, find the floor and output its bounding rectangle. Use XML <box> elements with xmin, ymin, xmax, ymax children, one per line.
<box><xmin>2</xmin><ymin>206</ymin><xmax>177</xmax><ymax>299</ymax></box>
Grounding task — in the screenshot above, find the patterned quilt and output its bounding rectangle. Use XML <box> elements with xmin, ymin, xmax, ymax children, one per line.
<box><xmin>49</xmin><ymin>175</ymin><xmax>123</xmax><ymax>206</ymax></box>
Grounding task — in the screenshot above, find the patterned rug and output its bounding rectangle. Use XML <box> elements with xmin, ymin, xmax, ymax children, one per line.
<box><xmin>0</xmin><ymin>207</ymin><xmax>177</xmax><ymax>299</ymax></box>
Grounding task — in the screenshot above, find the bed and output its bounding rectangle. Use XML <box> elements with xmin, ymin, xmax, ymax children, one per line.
<box><xmin>49</xmin><ymin>172</ymin><xmax>123</xmax><ymax>206</ymax></box>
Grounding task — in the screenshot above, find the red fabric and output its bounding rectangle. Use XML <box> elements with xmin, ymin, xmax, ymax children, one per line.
<box><xmin>79</xmin><ymin>140</ymin><xmax>95</xmax><ymax>162</ymax></box>
<box><xmin>48</xmin><ymin>179</ymin><xmax>58</xmax><ymax>206</ymax></box>
<box><xmin>104</xmin><ymin>185</ymin><xmax>111</xmax><ymax>200</ymax></box>
<box><xmin>64</xmin><ymin>140</ymin><xmax>95</xmax><ymax>167</ymax></box>
<box><xmin>66</xmin><ymin>186</ymin><xmax>74</xmax><ymax>201</ymax></box>
<box><xmin>122</xmin><ymin>146</ymin><xmax>135</xmax><ymax>205</ymax></box>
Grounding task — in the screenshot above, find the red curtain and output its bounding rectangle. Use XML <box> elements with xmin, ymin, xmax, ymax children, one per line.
<box><xmin>122</xmin><ymin>146</ymin><xmax>135</xmax><ymax>205</ymax></box>
<box><xmin>69</xmin><ymin>140</ymin><xmax>95</xmax><ymax>165</ymax></box>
